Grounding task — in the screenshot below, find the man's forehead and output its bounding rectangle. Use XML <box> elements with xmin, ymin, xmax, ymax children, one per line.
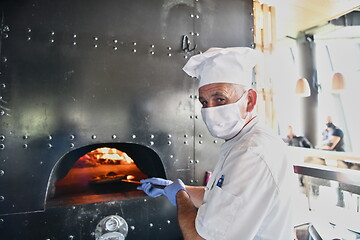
<box><xmin>199</xmin><ymin>83</ymin><xmax>243</xmax><ymax>95</ymax></box>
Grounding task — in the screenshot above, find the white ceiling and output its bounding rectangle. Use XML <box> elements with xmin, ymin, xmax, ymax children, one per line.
<box><xmin>258</xmin><ymin>0</ymin><xmax>360</xmax><ymax>39</ymax></box>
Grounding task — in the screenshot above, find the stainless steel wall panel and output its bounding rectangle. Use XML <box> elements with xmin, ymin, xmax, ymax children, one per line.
<box><xmin>0</xmin><ymin>0</ymin><xmax>196</xmax><ymax>215</ymax></box>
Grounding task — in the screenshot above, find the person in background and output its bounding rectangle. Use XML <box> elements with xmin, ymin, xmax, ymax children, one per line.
<box><xmin>137</xmin><ymin>47</ymin><xmax>294</xmax><ymax>240</ymax></box>
<box><xmin>317</xmin><ymin>117</ymin><xmax>346</xmax><ymax>207</ymax></box>
<box><xmin>318</xmin><ymin>119</ymin><xmax>345</xmax><ymax>152</ymax></box>
<box><xmin>283</xmin><ymin>125</ymin><xmax>313</xmax><ymax>148</ymax></box>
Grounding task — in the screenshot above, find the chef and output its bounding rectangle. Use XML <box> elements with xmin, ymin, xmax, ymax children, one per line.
<box><xmin>138</xmin><ymin>47</ymin><xmax>294</xmax><ymax>240</ymax></box>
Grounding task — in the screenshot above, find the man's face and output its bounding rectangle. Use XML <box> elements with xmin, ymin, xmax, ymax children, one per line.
<box><xmin>198</xmin><ymin>83</ymin><xmax>245</xmax><ymax>108</ymax></box>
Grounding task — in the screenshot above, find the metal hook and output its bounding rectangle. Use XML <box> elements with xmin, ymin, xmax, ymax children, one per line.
<box><xmin>181</xmin><ymin>35</ymin><xmax>197</xmax><ymax>53</ymax></box>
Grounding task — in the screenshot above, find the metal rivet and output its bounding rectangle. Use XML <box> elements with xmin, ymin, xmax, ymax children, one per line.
<box><xmin>47</xmin><ymin>143</ymin><xmax>52</xmax><ymax>148</ymax></box>
<box><xmin>70</xmin><ymin>134</ymin><xmax>75</xmax><ymax>140</ymax></box>
<box><xmin>0</xmin><ymin>170</ymin><xmax>4</xmax><ymax>176</ymax></box>
<box><xmin>195</xmin><ymin>179</ymin><xmax>199</xmax><ymax>183</ymax></box>
<box><xmin>170</xmin><ymin>155</ymin><xmax>174</xmax><ymax>158</ymax></box>
<box><xmin>196</xmin><ymin>15</ymin><xmax>200</xmax><ymax>19</ymax></box>
<box><xmin>39</xmin><ymin>161</ymin><xmax>43</xmax><ymax>165</ymax></box>
<box><xmin>27</xmin><ymin>37</ymin><xmax>31</xmax><ymax>41</ymax></box>
<box><xmin>199</xmin><ymin>134</ymin><xmax>203</xmax><ymax>138</ymax></box>
<box><xmin>130</xmin><ymin>226</ymin><xmax>135</xmax><ymax>230</ymax></box>
<box><xmin>194</xmin><ymin>95</ymin><xmax>199</xmax><ymax>99</ymax></box>
<box><xmin>133</xmin><ymin>42</ymin><xmax>137</xmax><ymax>46</ymax></box>
<box><xmin>0</xmin><ymin>196</ymin><xmax>4</xmax><ymax>201</ymax></box>
<box><xmin>190</xmin><ymin>32</ymin><xmax>194</xmax><ymax>36</ymax></box>
<box><xmin>250</xmin><ymin>12</ymin><xmax>254</xmax><ymax>16</ymax></box>
<box><xmin>132</xmin><ymin>49</ymin><xmax>137</xmax><ymax>53</ymax></box>
<box><xmin>250</xmin><ymin>28</ymin><xmax>254</xmax><ymax>32</ymax></box>
<box><xmin>23</xmin><ymin>135</ymin><xmax>28</xmax><ymax>139</ymax></box>
<box><xmin>23</xmin><ymin>144</ymin><xmax>28</xmax><ymax>149</ymax></box>
<box><xmin>167</xmin><ymin>53</ymin><xmax>172</xmax><ymax>57</ymax></box>
<box><xmin>199</xmin><ymin>141</ymin><xmax>203</xmax><ymax>144</ymax></box>
<box><xmin>184</xmin><ymin>134</ymin><xmax>188</xmax><ymax>138</ymax></box>
<box><xmin>0</xmin><ymin>144</ymin><xmax>4</xmax><ymax>149</ymax></box>
<box><xmin>190</xmin><ymin>14</ymin><xmax>194</xmax><ymax>18</ymax></box>
<box><xmin>190</xmin><ymin>180</ymin><xmax>194</xmax><ymax>183</ymax></box>
<box><xmin>150</xmin><ymin>134</ymin><xmax>155</xmax><ymax>139</ymax></box>
<box><xmin>251</xmin><ymin>43</ymin><xmax>255</xmax><ymax>48</ymax></box>
<box><xmin>196</xmin><ymin>33</ymin><xmax>200</xmax><ymax>36</ymax></box>
<box><xmin>73</xmin><ymin>42</ymin><xmax>77</xmax><ymax>45</ymax></box>
<box><xmin>195</xmin><ymin>160</ymin><xmax>199</xmax><ymax>163</ymax></box>
<box><xmin>144</xmin><ymin>199</ymin><xmax>147</xmax><ymax>202</ymax></box>
<box><xmin>167</xmin><ymin>47</ymin><xmax>172</xmax><ymax>50</ymax></box>
<box><xmin>184</xmin><ymin>141</ymin><xmax>188</xmax><ymax>145</ymax></box>
<box><xmin>2</xmin><ymin>57</ymin><xmax>7</xmax><ymax>63</ymax></box>
<box><xmin>0</xmin><ymin>83</ymin><xmax>5</xmax><ymax>88</ymax></box>
<box><xmin>70</xmin><ymin>143</ymin><xmax>75</xmax><ymax>148</ymax></box>
<box><xmin>167</xmin><ymin>141</ymin><xmax>171</xmax><ymax>145</ymax></box>
<box><xmin>3</xmin><ymin>26</ymin><xmax>10</xmax><ymax>32</ymax></box>
<box><xmin>149</xmin><ymin>223</ymin><xmax>153</xmax><ymax>227</ymax></box>
<box><xmin>150</xmin><ymin>44</ymin><xmax>155</xmax><ymax>48</ymax></box>
<box><xmin>113</xmin><ymin>39</ymin><xmax>118</xmax><ymax>43</ymax></box>
<box><xmin>91</xmin><ymin>135</ymin><xmax>96</xmax><ymax>139</ymax></box>
<box><xmin>189</xmin><ymin>160</ymin><xmax>194</xmax><ymax>163</ymax></box>
<box><xmin>195</xmin><ymin>115</ymin><xmax>199</xmax><ymax>119</ymax></box>
<box><xmin>94</xmin><ymin>37</ymin><xmax>98</xmax><ymax>41</ymax></box>
<box><xmin>68</xmin><ymin>235</ymin><xmax>74</xmax><ymax>240</ymax></box>
<box><xmin>167</xmin><ymin>220</ymin><xmax>171</xmax><ymax>224</ymax></box>
<box><xmin>190</xmin><ymin>116</ymin><xmax>193</xmax><ymax>119</ymax></box>
<box><xmin>51</xmin><ymin>31</ymin><xmax>55</xmax><ymax>35</ymax></box>
<box><xmin>0</xmin><ymin>135</ymin><xmax>5</xmax><ymax>141</ymax></box>
<box><xmin>168</xmin><ymin>134</ymin><xmax>172</xmax><ymax>138</ymax></box>
<box><xmin>184</xmin><ymin>55</ymin><xmax>188</xmax><ymax>59</ymax></box>
<box><xmin>132</xmin><ymin>135</ymin><xmax>136</xmax><ymax>139</ymax></box>
<box><xmin>150</xmin><ymin>141</ymin><xmax>154</xmax><ymax>146</ymax></box>
<box><xmin>0</xmin><ymin>110</ymin><xmax>4</xmax><ymax>116</ymax></box>
<box><xmin>94</xmin><ymin>44</ymin><xmax>98</xmax><ymax>48</ymax></box>
<box><xmin>214</xmin><ymin>140</ymin><xmax>218</xmax><ymax>144</ymax></box>
<box><xmin>0</xmin><ymin>219</ymin><xmax>4</xmax><ymax>224</ymax></box>
<box><xmin>27</xmin><ymin>28</ymin><xmax>31</xmax><ymax>33</ymax></box>
<box><xmin>48</xmin><ymin>135</ymin><xmax>52</xmax><ymax>140</ymax></box>
<box><xmin>50</xmin><ymin>39</ymin><xmax>54</xmax><ymax>43</ymax></box>
<box><xmin>111</xmin><ymin>135</ymin><xmax>117</xmax><ymax>139</ymax></box>
<box><xmin>113</xmin><ymin>46</ymin><xmax>118</xmax><ymax>50</ymax></box>
<box><xmin>150</xmin><ymin>51</ymin><xmax>155</xmax><ymax>55</ymax></box>
<box><xmin>73</xmin><ymin>34</ymin><xmax>77</xmax><ymax>38</ymax></box>
<box><xmin>3</xmin><ymin>34</ymin><xmax>8</xmax><ymax>38</ymax></box>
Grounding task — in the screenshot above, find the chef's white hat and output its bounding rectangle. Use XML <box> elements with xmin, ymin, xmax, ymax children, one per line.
<box><xmin>182</xmin><ymin>47</ymin><xmax>261</xmax><ymax>88</ymax></box>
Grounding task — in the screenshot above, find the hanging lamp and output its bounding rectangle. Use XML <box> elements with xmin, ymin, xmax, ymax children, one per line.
<box><xmin>332</xmin><ymin>72</ymin><xmax>345</xmax><ymax>92</ymax></box>
<box><xmin>295</xmin><ymin>77</ymin><xmax>311</xmax><ymax>97</ymax></box>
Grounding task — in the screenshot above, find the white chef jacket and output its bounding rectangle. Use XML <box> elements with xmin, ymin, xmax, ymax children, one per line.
<box><xmin>195</xmin><ymin>117</ymin><xmax>294</xmax><ymax>240</ymax></box>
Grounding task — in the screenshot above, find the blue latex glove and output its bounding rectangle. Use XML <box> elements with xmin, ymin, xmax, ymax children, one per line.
<box><xmin>164</xmin><ymin>179</ymin><xmax>187</xmax><ymax>206</ymax></box>
<box><xmin>137</xmin><ymin>177</ymin><xmax>172</xmax><ymax>198</ymax></box>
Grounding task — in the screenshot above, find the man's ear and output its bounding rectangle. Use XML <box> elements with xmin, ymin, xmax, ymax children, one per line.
<box><xmin>246</xmin><ymin>89</ymin><xmax>257</xmax><ymax>112</ymax></box>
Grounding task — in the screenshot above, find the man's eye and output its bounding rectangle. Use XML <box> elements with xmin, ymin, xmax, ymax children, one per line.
<box><xmin>216</xmin><ymin>98</ymin><xmax>225</xmax><ymax>102</ymax></box>
<box><xmin>200</xmin><ymin>101</ymin><xmax>207</xmax><ymax>107</ymax></box>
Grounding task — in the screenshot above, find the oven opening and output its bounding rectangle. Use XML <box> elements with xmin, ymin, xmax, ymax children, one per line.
<box><xmin>46</xmin><ymin>143</ymin><xmax>166</xmax><ymax>207</ymax></box>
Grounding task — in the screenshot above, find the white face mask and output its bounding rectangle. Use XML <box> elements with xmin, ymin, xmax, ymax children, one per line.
<box><xmin>201</xmin><ymin>92</ymin><xmax>248</xmax><ymax>140</ymax></box>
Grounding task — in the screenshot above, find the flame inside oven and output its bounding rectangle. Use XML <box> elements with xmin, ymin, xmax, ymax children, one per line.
<box><xmin>46</xmin><ymin>144</ymin><xmax>165</xmax><ymax>207</ymax></box>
